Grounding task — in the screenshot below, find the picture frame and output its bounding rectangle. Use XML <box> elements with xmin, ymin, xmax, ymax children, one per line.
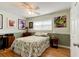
<box><xmin>29</xmin><ymin>22</ymin><xmax>33</xmax><ymax>28</ymax></box>
<box><xmin>0</xmin><ymin>14</ymin><xmax>3</xmax><ymax>29</ymax></box>
<box><xmin>18</xmin><ymin>19</ymin><xmax>26</xmax><ymax>30</ymax></box>
<box><xmin>54</xmin><ymin>15</ymin><xmax>66</xmax><ymax>28</ymax></box>
<box><xmin>8</xmin><ymin>18</ymin><xmax>16</xmax><ymax>28</ymax></box>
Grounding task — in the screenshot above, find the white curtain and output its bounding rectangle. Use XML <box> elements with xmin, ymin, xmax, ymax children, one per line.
<box><xmin>33</xmin><ymin>20</ymin><xmax>52</xmax><ymax>30</ymax></box>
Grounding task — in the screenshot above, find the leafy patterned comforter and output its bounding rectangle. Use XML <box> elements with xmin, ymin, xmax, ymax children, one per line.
<box><xmin>11</xmin><ymin>36</ymin><xmax>50</xmax><ymax>57</ymax></box>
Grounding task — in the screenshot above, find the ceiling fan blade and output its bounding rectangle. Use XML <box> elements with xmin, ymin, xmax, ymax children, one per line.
<box><xmin>34</xmin><ymin>11</ymin><xmax>40</xmax><ymax>15</ymax></box>
<box><xmin>21</xmin><ymin>2</ymin><xmax>40</xmax><ymax>10</ymax></box>
<box><xmin>22</xmin><ymin>2</ymin><xmax>33</xmax><ymax>9</ymax></box>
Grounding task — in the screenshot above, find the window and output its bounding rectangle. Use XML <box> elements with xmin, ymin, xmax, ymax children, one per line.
<box><xmin>33</xmin><ymin>20</ymin><xmax>52</xmax><ymax>30</ymax></box>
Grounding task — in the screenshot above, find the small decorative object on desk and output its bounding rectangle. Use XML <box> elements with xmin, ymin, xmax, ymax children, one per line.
<box><xmin>25</xmin><ymin>27</ymin><xmax>28</xmax><ymax>32</ymax></box>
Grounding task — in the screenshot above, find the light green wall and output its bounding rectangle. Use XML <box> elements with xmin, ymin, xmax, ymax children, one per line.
<box><xmin>27</xmin><ymin>9</ymin><xmax>70</xmax><ymax>34</ymax></box>
<box><xmin>26</xmin><ymin>9</ymin><xmax>70</xmax><ymax>47</ymax></box>
<box><xmin>53</xmin><ymin>33</ymin><xmax>70</xmax><ymax>47</ymax></box>
<box><xmin>14</xmin><ymin>32</ymin><xmax>23</xmax><ymax>38</ymax></box>
<box><xmin>0</xmin><ymin>10</ymin><xmax>26</xmax><ymax>38</ymax></box>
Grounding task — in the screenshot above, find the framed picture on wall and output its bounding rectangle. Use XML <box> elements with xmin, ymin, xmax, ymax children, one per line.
<box><xmin>54</xmin><ymin>15</ymin><xmax>67</xmax><ymax>28</ymax></box>
<box><xmin>8</xmin><ymin>18</ymin><xmax>16</xmax><ymax>28</ymax></box>
<box><xmin>29</xmin><ymin>22</ymin><xmax>33</xmax><ymax>28</ymax></box>
<box><xmin>18</xmin><ymin>19</ymin><xmax>26</xmax><ymax>30</ymax></box>
<box><xmin>0</xmin><ymin>14</ymin><xmax>3</xmax><ymax>29</ymax></box>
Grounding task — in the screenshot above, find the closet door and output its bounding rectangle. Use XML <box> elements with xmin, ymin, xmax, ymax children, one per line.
<box><xmin>70</xmin><ymin>2</ymin><xmax>79</xmax><ymax>57</ymax></box>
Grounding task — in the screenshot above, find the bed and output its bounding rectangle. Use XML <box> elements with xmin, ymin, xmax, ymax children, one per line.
<box><xmin>10</xmin><ymin>34</ymin><xmax>50</xmax><ymax>57</ymax></box>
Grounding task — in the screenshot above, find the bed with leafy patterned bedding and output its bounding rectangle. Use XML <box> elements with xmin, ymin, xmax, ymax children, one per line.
<box><xmin>10</xmin><ymin>36</ymin><xmax>50</xmax><ymax>57</ymax></box>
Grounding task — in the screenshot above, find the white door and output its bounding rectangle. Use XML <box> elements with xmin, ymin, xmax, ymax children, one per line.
<box><xmin>70</xmin><ymin>2</ymin><xmax>79</xmax><ymax>57</ymax></box>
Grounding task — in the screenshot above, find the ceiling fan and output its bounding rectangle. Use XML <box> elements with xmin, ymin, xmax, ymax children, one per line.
<box><xmin>18</xmin><ymin>2</ymin><xmax>40</xmax><ymax>15</ymax></box>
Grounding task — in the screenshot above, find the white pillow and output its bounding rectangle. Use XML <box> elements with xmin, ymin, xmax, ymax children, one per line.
<box><xmin>42</xmin><ymin>32</ymin><xmax>48</xmax><ymax>35</ymax></box>
<box><xmin>34</xmin><ymin>32</ymin><xmax>42</xmax><ymax>35</ymax></box>
<box><xmin>35</xmin><ymin>32</ymin><xmax>48</xmax><ymax>35</ymax></box>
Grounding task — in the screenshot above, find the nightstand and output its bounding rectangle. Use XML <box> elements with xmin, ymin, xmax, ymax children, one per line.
<box><xmin>50</xmin><ymin>37</ymin><xmax>59</xmax><ymax>48</ymax></box>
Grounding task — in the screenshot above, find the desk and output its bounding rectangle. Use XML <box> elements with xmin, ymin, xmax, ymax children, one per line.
<box><xmin>0</xmin><ymin>34</ymin><xmax>15</xmax><ymax>49</ymax></box>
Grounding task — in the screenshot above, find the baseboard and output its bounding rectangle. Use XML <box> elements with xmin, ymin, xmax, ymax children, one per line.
<box><xmin>58</xmin><ymin>45</ymin><xmax>70</xmax><ymax>49</ymax></box>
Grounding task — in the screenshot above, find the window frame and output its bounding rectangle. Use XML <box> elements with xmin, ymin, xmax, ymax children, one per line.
<box><xmin>33</xmin><ymin>20</ymin><xmax>52</xmax><ymax>31</ymax></box>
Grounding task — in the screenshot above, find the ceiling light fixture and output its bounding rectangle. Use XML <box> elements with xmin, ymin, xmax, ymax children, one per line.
<box><xmin>18</xmin><ymin>2</ymin><xmax>40</xmax><ymax>15</ymax></box>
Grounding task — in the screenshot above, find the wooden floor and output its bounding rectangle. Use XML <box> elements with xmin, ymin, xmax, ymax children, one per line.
<box><xmin>0</xmin><ymin>49</ymin><xmax>20</xmax><ymax>57</ymax></box>
<box><xmin>0</xmin><ymin>47</ymin><xmax>70</xmax><ymax>57</ymax></box>
<box><xmin>41</xmin><ymin>47</ymin><xmax>70</xmax><ymax>57</ymax></box>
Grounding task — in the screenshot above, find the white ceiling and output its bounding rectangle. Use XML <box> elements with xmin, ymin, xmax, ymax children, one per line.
<box><xmin>0</xmin><ymin>2</ymin><xmax>72</xmax><ymax>17</ymax></box>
